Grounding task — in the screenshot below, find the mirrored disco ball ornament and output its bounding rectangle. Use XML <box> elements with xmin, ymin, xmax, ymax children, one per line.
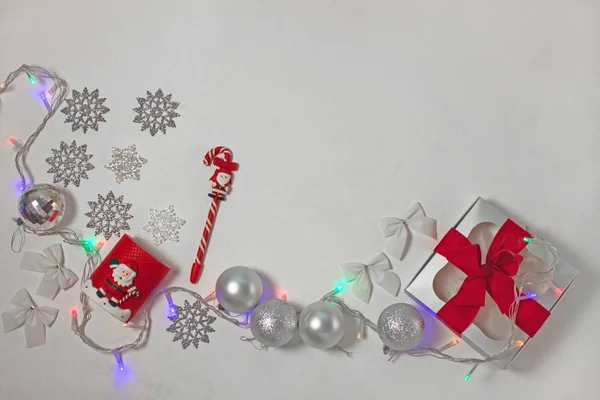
<box><xmin>17</xmin><ymin>184</ymin><xmax>66</xmax><ymax>231</ymax></box>
<box><xmin>215</xmin><ymin>266</ymin><xmax>263</xmax><ymax>314</ymax></box>
<box><xmin>250</xmin><ymin>298</ymin><xmax>298</xmax><ymax>347</ymax></box>
<box><xmin>377</xmin><ymin>303</ymin><xmax>424</xmax><ymax>351</ymax></box>
<box><xmin>299</xmin><ymin>301</ymin><xmax>345</xmax><ymax>349</ymax></box>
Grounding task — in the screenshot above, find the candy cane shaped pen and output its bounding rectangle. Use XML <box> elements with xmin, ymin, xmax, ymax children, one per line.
<box><xmin>190</xmin><ymin>146</ymin><xmax>239</xmax><ymax>283</ymax></box>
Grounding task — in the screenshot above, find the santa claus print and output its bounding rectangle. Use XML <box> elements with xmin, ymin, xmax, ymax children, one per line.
<box><xmin>208</xmin><ymin>168</ymin><xmax>232</xmax><ymax>200</ymax></box>
<box><xmin>95</xmin><ymin>258</ymin><xmax>140</xmax><ymax>307</ymax></box>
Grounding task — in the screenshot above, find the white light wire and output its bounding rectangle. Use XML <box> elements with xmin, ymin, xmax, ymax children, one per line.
<box><xmin>0</xmin><ymin>65</ymin><xmax>68</xmax><ymax>189</ymax></box>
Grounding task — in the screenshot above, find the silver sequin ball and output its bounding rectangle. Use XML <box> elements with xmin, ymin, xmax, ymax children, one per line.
<box><xmin>250</xmin><ymin>298</ymin><xmax>298</xmax><ymax>347</ymax></box>
<box><xmin>377</xmin><ymin>303</ymin><xmax>424</xmax><ymax>351</ymax></box>
<box><xmin>17</xmin><ymin>184</ymin><xmax>66</xmax><ymax>231</ymax></box>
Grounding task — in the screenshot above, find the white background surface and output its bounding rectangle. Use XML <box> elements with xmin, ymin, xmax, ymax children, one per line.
<box><xmin>0</xmin><ymin>1</ymin><xmax>599</xmax><ymax>399</ymax></box>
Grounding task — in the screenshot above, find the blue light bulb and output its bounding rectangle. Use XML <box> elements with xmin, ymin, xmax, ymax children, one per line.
<box><xmin>113</xmin><ymin>351</ymin><xmax>125</xmax><ymax>371</ymax></box>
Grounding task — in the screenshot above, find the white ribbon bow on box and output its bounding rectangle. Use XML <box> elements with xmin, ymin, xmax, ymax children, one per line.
<box><xmin>21</xmin><ymin>244</ymin><xmax>78</xmax><ymax>299</ymax></box>
<box><xmin>2</xmin><ymin>288</ymin><xmax>59</xmax><ymax>348</ymax></box>
<box><xmin>341</xmin><ymin>253</ymin><xmax>400</xmax><ymax>303</ymax></box>
<box><xmin>380</xmin><ymin>202</ymin><xmax>437</xmax><ymax>260</ymax></box>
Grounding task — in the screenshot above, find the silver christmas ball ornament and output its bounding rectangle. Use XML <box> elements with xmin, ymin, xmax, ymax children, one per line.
<box><xmin>299</xmin><ymin>301</ymin><xmax>345</xmax><ymax>349</ymax></box>
<box><xmin>17</xmin><ymin>184</ymin><xmax>66</xmax><ymax>231</ymax></box>
<box><xmin>250</xmin><ymin>298</ymin><xmax>298</xmax><ymax>347</ymax></box>
<box><xmin>377</xmin><ymin>303</ymin><xmax>424</xmax><ymax>351</ymax></box>
<box><xmin>215</xmin><ymin>266</ymin><xmax>263</xmax><ymax>314</ymax></box>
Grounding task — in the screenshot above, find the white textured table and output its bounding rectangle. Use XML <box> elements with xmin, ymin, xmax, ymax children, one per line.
<box><xmin>1</xmin><ymin>1</ymin><xmax>598</xmax><ymax>399</ymax></box>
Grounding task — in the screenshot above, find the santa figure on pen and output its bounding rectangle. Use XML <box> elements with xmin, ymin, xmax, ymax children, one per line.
<box><xmin>208</xmin><ymin>166</ymin><xmax>233</xmax><ymax>201</ymax></box>
<box><xmin>95</xmin><ymin>258</ymin><xmax>140</xmax><ymax>307</ymax></box>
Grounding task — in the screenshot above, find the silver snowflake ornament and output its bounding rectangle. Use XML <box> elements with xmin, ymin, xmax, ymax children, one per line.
<box><xmin>85</xmin><ymin>191</ymin><xmax>133</xmax><ymax>240</ymax></box>
<box><xmin>45</xmin><ymin>140</ymin><xmax>95</xmax><ymax>187</ymax></box>
<box><xmin>167</xmin><ymin>300</ymin><xmax>216</xmax><ymax>349</ymax></box>
<box><xmin>133</xmin><ymin>88</ymin><xmax>180</xmax><ymax>136</ymax></box>
<box><xmin>61</xmin><ymin>87</ymin><xmax>110</xmax><ymax>133</ymax></box>
<box><xmin>143</xmin><ymin>205</ymin><xmax>186</xmax><ymax>246</ymax></box>
<box><xmin>105</xmin><ymin>144</ymin><xmax>148</xmax><ymax>184</ymax></box>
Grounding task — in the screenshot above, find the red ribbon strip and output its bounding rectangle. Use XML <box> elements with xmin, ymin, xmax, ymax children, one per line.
<box><xmin>434</xmin><ymin>219</ymin><xmax>550</xmax><ymax>338</ymax></box>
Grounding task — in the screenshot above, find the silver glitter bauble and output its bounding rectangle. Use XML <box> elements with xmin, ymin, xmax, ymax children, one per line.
<box><xmin>250</xmin><ymin>298</ymin><xmax>298</xmax><ymax>347</ymax></box>
<box><xmin>215</xmin><ymin>266</ymin><xmax>263</xmax><ymax>314</ymax></box>
<box><xmin>377</xmin><ymin>303</ymin><xmax>424</xmax><ymax>351</ymax></box>
<box><xmin>17</xmin><ymin>184</ymin><xmax>66</xmax><ymax>231</ymax></box>
<box><xmin>299</xmin><ymin>301</ymin><xmax>345</xmax><ymax>349</ymax></box>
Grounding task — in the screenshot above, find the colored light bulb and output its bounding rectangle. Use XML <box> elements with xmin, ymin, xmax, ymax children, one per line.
<box><xmin>26</xmin><ymin>71</ymin><xmax>36</xmax><ymax>84</ymax></box>
<box><xmin>440</xmin><ymin>339</ymin><xmax>459</xmax><ymax>351</ymax></box>
<box><xmin>39</xmin><ymin>92</ymin><xmax>51</xmax><ymax>112</ymax></box>
<box><xmin>464</xmin><ymin>364</ymin><xmax>478</xmax><ymax>381</ymax></box>
<box><xmin>80</xmin><ymin>239</ymin><xmax>94</xmax><ymax>253</ymax></box>
<box><xmin>113</xmin><ymin>351</ymin><xmax>125</xmax><ymax>371</ymax></box>
<box><xmin>357</xmin><ymin>320</ymin><xmax>365</xmax><ymax>339</ymax></box>
<box><xmin>165</xmin><ymin>290</ymin><xmax>177</xmax><ymax>318</ymax></box>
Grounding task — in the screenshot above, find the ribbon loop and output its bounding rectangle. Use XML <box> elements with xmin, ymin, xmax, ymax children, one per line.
<box><xmin>2</xmin><ymin>288</ymin><xmax>58</xmax><ymax>348</ymax></box>
<box><xmin>434</xmin><ymin>219</ymin><xmax>550</xmax><ymax>338</ymax></box>
<box><xmin>341</xmin><ymin>253</ymin><xmax>400</xmax><ymax>303</ymax></box>
<box><xmin>21</xmin><ymin>244</ymin><xmax>78</xmax><ymax>299</ymax></box>
<box><xmin>381</xmin><ymin>203</ymin><xmax>437</xmax><ymax>260</ymax></box>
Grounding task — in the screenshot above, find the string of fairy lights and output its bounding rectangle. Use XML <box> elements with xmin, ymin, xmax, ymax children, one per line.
<box><xmin>2</xmin><ymin>64</ymin><xmax>562</xmax><ymax>381</ymax></box>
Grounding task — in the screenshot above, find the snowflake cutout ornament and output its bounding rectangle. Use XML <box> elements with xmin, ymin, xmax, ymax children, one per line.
<box><xmin>45</xmin><ymin>140</ymin><xmax>95</xmax><ymax>187</ymax></box>
<box><xmin>133</xmin><ymin>89</ymin><xmax>180</xmax><ymax>136</ymax></box>
<box><xmin>85</xmin><ymin>191</ymin><xmax>133</xmax><ymax>240</ymax></box>
<box><xmin>105</xmin><ymin>144</ymin><xmax>148</xmax><ymax>183</ymax></box>
<box><xmin>143</xmin><ymin>205</ymin><xmax>186</xmax><ymax>246</ymax></box>
<box><xmin>61</xmin><ymin>87</ymin><xmax>110</xmax><ymax>133</ymax></box>
<box><xmin>167</xmin><ymin>300</ymin><xmax>216</xmax><ymax>349</ymax></box>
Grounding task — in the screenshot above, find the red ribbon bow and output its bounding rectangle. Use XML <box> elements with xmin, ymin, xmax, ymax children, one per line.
<box><xmin>435</xmin><ymin>219</ymin><xmax>550</xmax><ymax>338</ymax></box>
<box><xmin>213</xmin><ymin>156</ymin><xmax>239</xmax><ymax>172</ymax></box>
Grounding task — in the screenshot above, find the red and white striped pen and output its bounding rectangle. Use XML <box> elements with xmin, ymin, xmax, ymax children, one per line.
<box><xmin>190</xmin><ymin>146</ymin><xmax>239</xmax><ymax>283</ymax></box>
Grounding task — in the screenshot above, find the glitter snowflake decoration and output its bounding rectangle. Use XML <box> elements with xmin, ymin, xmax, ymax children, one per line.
<box><xmin>61</xmin><ymin>87</ymin><xmax>110</xmax><ymax>133</ymax></box>
<box><xmin>45</xmin><ymin>140</ymin><xmax>95</xmax><ymax>187</ymax></box>
<box><xmin>167</xmin><ymin>300</ymin><xmax>216</xmax><ymax>349</ymax></box>
<box><xmin>85</xmin><ymin>191</ymin><xmax>133</xmax><ymax>240</ymax></box>
<box><xmin>133</xmin><ymin>89</ymin><xmax>180</xmax><ymax>136</ymax></box>
<box><xmin>105</xmin><ymin>144</ymin><xmax>148</xmax><ymax>184</ymax></box>
<box><xmin>143</xmin><ymin>205</ymin><xmax>186</xmax><ymax>246</ymax></box>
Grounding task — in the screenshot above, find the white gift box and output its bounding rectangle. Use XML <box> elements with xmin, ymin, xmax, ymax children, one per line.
<box><xmin>405</xmin><ymin>198</ymin><xmax>580</xmax><ymax>368</ymax></box>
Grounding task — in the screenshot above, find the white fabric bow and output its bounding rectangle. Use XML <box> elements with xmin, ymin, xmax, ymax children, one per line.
<box><xmin>2</xmin><ymin>288</ymin><xmax>58</xmax><ymax>348</ymax></box>
<box><xmin>341</xmin><ymin>253</ymin><xmax>400</xmax><ymax>303</ymax></box>
<box><xmin>21</xmin><ymin>244</ymin><xmax>78</xmax><ymax>299</ymax></box>
<box><xmin>380</xmin><ymin>202</ymin><xmax>437</xmax><ymax>260</ymax></box>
